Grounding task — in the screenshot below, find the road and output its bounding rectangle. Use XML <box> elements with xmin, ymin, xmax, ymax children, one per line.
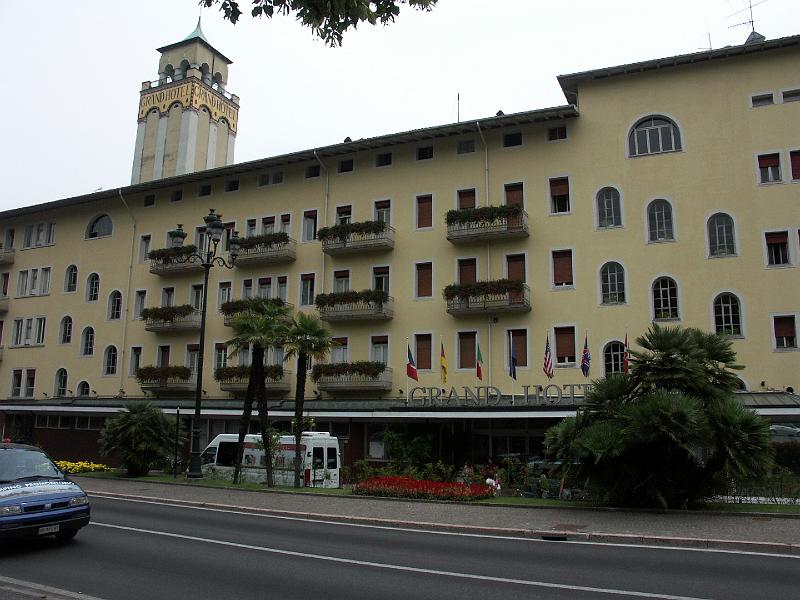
<box><xmin>0</xmin><ymin>496</ymin><xmax>797</xmax><ymax>600</ymax></box>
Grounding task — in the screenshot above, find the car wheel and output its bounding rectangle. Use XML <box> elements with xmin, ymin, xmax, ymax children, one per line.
<box><xmin>55</xmin><ymin>529</ymin><xmax>78</xmax><ymax>542</ymax></box>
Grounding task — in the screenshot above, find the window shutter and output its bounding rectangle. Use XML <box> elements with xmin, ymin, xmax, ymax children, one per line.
<box><xmin>375</xmin><ymin>200</ymin><xmax>391</xmax><ymax>210</ymax></box>
<box><xmin>187</xmin><ymin>344</ymin><xmax>199</xmax><ymax>351</ymax></box>
<box><xmin>336</xmin><ymin>205</ymin><xmax>351</xmax><ymax>215</ymax></box>
<box><xmin>458</xmin><ymin>332</ymin><xmax>476</xmax><ymax>368</ymax></box>
<box><xmin>214</xmin><ymin>343</ymin><xmax>227</xmax><ymax>351</ymax></box>
<box><xmin>304</xmin><ymin>210</ymin><xmax>317</xmax><ymax>219</ymax></box>
<box><xmin>415</xmin><ymin>334</ymin><xmax>432</xmax><ymax>370</ymax></box>
<box><xmin>281</xmin><ymin>214</ymin><xmax>290</xmax><ymax>224</ymax></box>
<box><xmin>332</xmin><ymin>337</ymin><xmax>348</xmax><ymax>346</ymax></box>
<box><xmin>458</xmin><ymin>189</ymin><xmax>476</xmax><ymax>209</ymax></box>
<box><xmin>791</xmin><ymin>151</ymin><xmax>800</xmax><ymax>180</ymax></box>
<box><xmin>263</xmin><ymin>216</ymin><xmax>275</xmax><ymax>225</ymax></box>
<box><xmin>334</xmin><ymin>270</ymin><xmax>349</xmax><ymax>279</ymax></box>
<box><xmin>371</xmin><ymin>335</ymin><xmax>388</xmax><ymax>344</ymax></box>
<box><xmin>506</xmin><ymin>254</ymin><xmax>525</xmax><ymax>282</ymax></box>
<box><xmin>278</xmin><ymin>276</ymin><xmax>287</xmax><ymax>284</ymax></box>
<box><xmin>458</xmin><ymin>259</ymin><xmax>477</xmax><ymax>284</ymax></box>
<box><xmin>554</xmin><ymin>327</ymin><xmax>575</xmax><ymax>359</ymax></box>
<box><xmin>258</xmin><ymin>277</ymin><xmax>271</xmax><ymax>285</ymax></box>
<box><xmin>765</xmin><ymin>231</ymin><xmax>788</xmax><ymax>244</ymax></box>
<box><xmin>416</xmin><ymin>263</ymin><xmax>432</xmax><ymax>296</ymax></box>
<box><xmin>373</xmin><ymin>266</ymin><xmax>389</xmax><ymax>275</ymax></box>
<box><xmin>509</xmin><ymin>329</ymin><xmax>527</xmax><ymax>367</ymax></box>
<box><xmin>552</xmin><ymin>250</ymin><xmax>573</xmax><ymax>285</ymax></box>
<box><xmin>550</xmin><ymin>178</ymin><xmax>569</xmax><ymax>197</ymax></box>
<box><xmin>504</xmin><ymin>183</ymin><xmax>524</xmax><ymax>206</ymax></box>
<box><xmin>417</xmin><ymin>195</ymin><xmax>432</xmax><ymax>227</ymax></box>
<box><xmin>774</xmin><ymin>316</ymin><xmax>796</xmax><ymax>337</ymax></box>
<box><xmin>758</xmin><ymin>154</ymin><xmax>780</xmax><ymax>168</ymax></box>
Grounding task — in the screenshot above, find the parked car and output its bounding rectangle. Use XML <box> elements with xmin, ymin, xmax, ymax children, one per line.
<box><xmin>769</xmin><ymin>424</ymin><xmax>800</xmax><ymax>438</ymax></box>
<box><xmin>0</xmin><ymin>443</ymin><xmax>91</xmax><ymax>540</ymax></box>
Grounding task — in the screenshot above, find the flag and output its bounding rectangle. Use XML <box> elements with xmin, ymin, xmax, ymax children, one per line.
<box><xmin>543</xmin><ymin>335</ymin><xmax>554</xmax><ymax>379</ymax></box>
<box><xmin>509</xmin><ymin>336</ymin><xmax>518</xmax><ymax>381</ymax></box>
<box><xmin>476</xmin><ymin>342</ymin><xmax>484</xmax><ymax>381</ymax></box>
<box><xmin>440</xmin><ymin>342</ymin><xmax>448</xmax><ymax>385</ymax></box>
<box><xmin>622</xmin><ymin>333</ymin><xmax>629</xmax><ymax>374</ymax></box>
<box><xmin>580</xmin><ymin>333</ymin><xmax>591</xmax><ymax>377</ymax></box>
<box><xmin>406</xmin><ymin>344</ymin><xmax>418</xmax><ymax>381</ymax></box>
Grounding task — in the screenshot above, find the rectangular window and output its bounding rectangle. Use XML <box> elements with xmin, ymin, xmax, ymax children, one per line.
<box><xmin>782</xmin><ymin>89</ymin><xmax>800</xmax><ymax>103</ymax></box>
<box><xmin>272</xmin><ymin>171</ymin><xmax>284</xmax><ymax>184</ymax></box>
<box><xmin>415</xmin><ymin>334</ymin><xmax>432</xmax><ymax>370</ymax></box>
<box><xmin>24</xmin><ymin>369</ymin><xmax>35</xmax><ymax>398</ymax></box>
<box><xmin>158</xmin><ymin>345</ymin><xmax>170</xmax><ymax>368</ymax></box>
<box><xmin>547</xmin><ymin>125</ymin><xmax>567</xmax><ymax>141</ymax></box>
<box><xmin>170</xmin><ymin>189</ymin><xmax>183</xmax><ymax>202</ymax></box>
<box><xmin>198</xmin><ymin>184</ymin><xmax>212</xmax><ymax>197</ymax></box>
<box><xmin>11</xmin><ymin>370</ymin><xmax>22</xmax><ymax>397</ymax></box>
<box><xmin>550</xmin><ymin>177</ymin><xmax>570</xmax><ymax>213</ymax></box>
<box><xmin>417</xmin><ymin>146</ymin><xmax>434</xmax><ymax>161</ymax></box>
<box><xmin>751</xmin><ymin>93</ymin><xmax>774</xmax><ymax>107</ymax></box>
<box><xmin>508</xmin><ymin>329</ymin><xmax>527</xmax><ymax>368</ymax></box>
<box><xmin>458</xmin><ymin>331</ymin><xmax>476</xmax><ymax>369</ymax></box>
<box><xmin>162</xmin><ymin>287</ymin><xmax>175</xmax><ymax>307</ymax></box>
<box><xmin>225</xmin><ymin>178</ymin><xmax>240</xmax><ymax>192</ymax></box>
<box><xmin>223</xmin><ymin>222</ymin><xmax>236</xmax><ymax>252</ymax></box>
<box><xmin>11</xmin><ymin>319</ymin><xmax>22</xmax><ymax>347</ymax></box>
<box><xmin>766</xmin><ymin>231</ymin><xmax>790</xmax><ymax>266</ymax></box>
<box><xmin>504</xmin><ymin>183</ymin><xmax>524</xmax><ymax>206</ymax></box>
<box><xmin>186</xmin><ymin>344</ymin><xmax>199</xmax><ymax>377</ymax></box>
<box><xmin>503</xmin><ymin>132</ymin><xmax>522</xmax><ymax>147</ymax></box>
<box><xmin>4</xmin><ymin>228</ymin><xmax>14</xmax><ymax>250</ymax></box>
<box><xmin>331</xmin><ymin>337</ymin><xmax>348</xmax><ymax>363</ymax></box>
<box><xmin>458</xmin><ymin>258</ymin><xmax>477</xmax><ymax>284</ymax></box>
<box><xmin>370</xmin><ymin>335</ymin><xmax>389</xmax><ymax>364</ymax></box>
<box><xmin>457</xmin><ymin>189</ymin><xmax>476</xmax><ymax>210</ymax></box>
<box><xmin>415</xmin><ymin>262</ymin><xmax>432</xmax><ymax>298</ymax></box>
<box><xmin>774</xmin><ymin>316</ymin><xmax>797</xmax><ymax>349</ymax></box>
<box><xmin>143</xmin><ymin>194</ymin><xmax>155</xmax><ymax>207</ymax></box>
<box><xmin>257</xmin><ymin>277</ymin><xmax>271</xmax><ymax>298</ymax></box>
<box><xmin>246</xmin><ymin>219</ymin><xmax>257</xmax><ymax>238</ymax></box>
<box><xmin>242</xmin><ymin>279</ymin><xmax>253</xmax><ymax>299</ymax></box>
<box><xmin>305</xmin><ymin>164</ymin><xmax>321</xmax><ymax>179</ymax></box>
<box><xmin>140</xmin><ymin>234</ymin><xmax>152</xmax><ymax>263</ymax></box>
<box><xmin>337</xmin><ymin>159</ymin><xmax>354</xmax><ymax>173</ymax></box>
<box><xmin>303</xmin><ymin>210</ymin><xmax>318</xmax><ymax>242</ymax></box>
<box><xmin>300</xmin><ymin>274</ymin><xmax>315</xmax><ymax>306</ymax></box>
<box><xmin>375</xmin><ymin>152</ymin><xmax>392</xmax><ymax>167</ymax></box>
<box><xmin>218</xmin><ymin>282</ymin><xmax>231</xmax><ymax>307</ymax></box>
<box><xmin>16</xmin><ymin>270</ymin><xmax>27</xmax><ymax>297</ymax></box>
<box><xmin>277</xmin><ymin>276</ymin><xmax>288</xmax><ymax>301</ymax></box>
<box><xmin>134</xmin><ymin>290</ymin><xmax>147</xmax><ymax>318</ymax></box>
<box><xmin>280</xmin><ymin>214</ymin><xmax>291</xmax><ymax>234</ymax></box>
<box><xmin>214</xmin><ymin>343</ymin><xmax>228</xmax><ymax>370</ymax></box>
<box><xmin>336</xmin><ymin>205</ymin><xmax>352</xmax><ymax>225</ymax></box>
<box><xmin>456</xmin><ymin>139</ymin><xmax>475</xmax><ymax>154</ymax></box>
<box><xmin>46</xmin><ymin>223</ymin><xmax>56</xmax><ymax>245</ymax></box>
<box><xmin>261</xmin><ymin>216</ymin><xmax>276</xmax><ymax>235</ymax></box>
<box><xmin>373</xmin><ymin>266</ymin><xmax>390</xmax><ymax>292</ymax></box>
<box><xmin>374</xmin><ymin>200</ymin><xmax>391</xmax><ymax>224</ymax></box>
<box><xmin>35</xmin><ymin>317</ymin><xmax>46</xmax><ymax>345</ymax></box>
<box><xmin>333</xmin><ymin>270</ymin><xmax>350</xmax><ymax>293</ymax></box>
<box><xmin>130</xmin><ymin>346</ymin><xmax>142</xmax><ymax>376</ymax></box>
<box><xmin>40</xmin><ymin>268</ymin><xmax>50</xmax><ymax>295</ymax></box>
<box><xmin>553</xmin><ymin>250</ymin><xmax>574</xmax><ymax>286</ymax></box>
<box><xmin>257</xmin><ymin>173</ymin><xmax>270</xmax><ymax>187</ymax></box>
<box><xmin>554</xmin><ymin>326</ymin><xmax>576</xmax><ymax>364</ymax></box>
<box><xmin>790</xmin><ymin>150</ymin><xmax>800</xmax><ymax>181</ymax></box>
<box><xmin>758</xmin><ymin>154</ymin><xmax>782</xmax><ymax>183</ymax></box>
<box><xmin>416</xmin><ymin>195</ymin><xmax>433</xmax><ymax>228</ymax></box>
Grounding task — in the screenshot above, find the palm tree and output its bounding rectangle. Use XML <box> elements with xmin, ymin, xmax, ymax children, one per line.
<box><xmin>226</xmin><ymin>299</ymin><xmax>290</xmax><ymax>485</ymax></box>
<box><xmin>283</xmin><ymin>312</ymin><xmax>333</xmax><ymax>487</ymax></box>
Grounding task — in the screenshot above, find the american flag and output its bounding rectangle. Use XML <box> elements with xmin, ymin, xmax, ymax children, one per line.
<box><xmin>543</xmin><ymin>335</ymin><xmax>554</xmax><ymax>379</ymax></box>
<box><xmin>580</xmin><ymin>333</ymin><xmax>591</xmax><ymax>377</ymax></box>
<box><xmin>406</xmin><ymin>344</ymin><xmax>418</xmax><ymax>381</ymax></box>
<box><xmin>622</xmin><ymin>333</ymin><xmax>629</xmax><ymax>374</ymax></box>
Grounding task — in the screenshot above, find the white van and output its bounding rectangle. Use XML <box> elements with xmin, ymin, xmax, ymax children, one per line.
<box><xmin>201</xmin><ymin>431</ymin><xmax>341</xmax><ymax>488</ymax></box>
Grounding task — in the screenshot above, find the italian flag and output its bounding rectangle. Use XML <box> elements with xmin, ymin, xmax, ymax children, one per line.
<box><xmin>476</xmin><ymin>342</ymin><xmax>484</xmax><ymax>381</ymax></box>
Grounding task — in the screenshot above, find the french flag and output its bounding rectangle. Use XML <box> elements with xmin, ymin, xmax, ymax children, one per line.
<box><xmin>406</xmin><ymin>344</ymin><xmax>419</xmax><ymax>381</ymax></box>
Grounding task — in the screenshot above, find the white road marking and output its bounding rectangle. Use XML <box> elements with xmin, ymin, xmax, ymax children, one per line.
<box><xmin>0</xmin><ymin>574</ymin><xmax>108</xmax><ymax>600</ymax></box>
<box><xmin>91</xmin><ymin>521</ymin><xmax>710</xmax><ymax>599</ymax></box>
<box><xmin>90</xmin><ymin>494</ymin><xmax>800</xmax><ymax>560</ymax></box>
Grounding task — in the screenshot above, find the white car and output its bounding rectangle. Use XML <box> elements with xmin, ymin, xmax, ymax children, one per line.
<box><xmin>769</xmin><ymin>424</ymin><xmax>800</xmax><ymax>438</ymax></box>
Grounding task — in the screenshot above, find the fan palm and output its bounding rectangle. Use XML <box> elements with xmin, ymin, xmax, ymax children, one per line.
<box><xmin>226</xmin><ymin>299</ymin><xmax>290</xmax><ymax>485</ymax></box>
<box><xmin>283</xmin><ymin>312</ymin><xmax>333</xmax><ymax>487</ymax></box>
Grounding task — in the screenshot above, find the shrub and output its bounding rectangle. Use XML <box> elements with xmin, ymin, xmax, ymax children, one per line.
<box><xmin>442</xmin><ymin>279</ymin><xmax>525</xmax><ymax>300</ymax></box>
<box><xmin>140</xmin><ymin>304</ymin><xmax>194</xmax><ymax>322</ymax></box>
<box><xmin>237</xmin><ymin>231</ymin><xmax>290</xmax><ymax>250</ymax></box>
<box><xmin>316</xmin><ymin>220</ymin><xmax>387</xmax><ymax>242</ymax></box>
<box><xmin>314</xmin><ymin>289</ymin><xmax>388</xmax><ymax>308</ymax></box>
<box><xmin>136</xmin><ymin>365</ymin><xmax>191</xmax><ymax>383</ymax></box>
<box><xmin>352</xmin><ymin>476</ymin><xmax>494</xmax><ymax>501</ymax></box>
<box><xmin>445</xmin><ymin>204</ymin><xmax>522</xmax><ymax>226</ymax></box>
<box><xmin>214</xmin><ymin>364</ymin><xmax>285</xmax><ymax>381</ymax></box>
<box><xmin>311</xmin><ymin>361</ymin><xmax>386</xmax><ymax>382</ymax></box>
<box><xmin>774</xmin><ymin>442</ymin><xmax>800</xmax><ymax>475</ymax></box>
<box><xmin>56</xmin><ymin>461</ymin><xmax>111</xmax><ymax>474</ymax></box>
<box><xmin>220</xmin><ymin>297</ymin><xmax>285</xmax><ymax>315</ymax></box>
<box><xmin>147</xmin><ymin>245</ymin><xmax>197</xmax><ymax>261</ymax></box>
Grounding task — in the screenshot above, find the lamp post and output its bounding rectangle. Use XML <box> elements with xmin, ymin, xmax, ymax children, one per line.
<box><xmin>168</xmin><ymin>209</ymin><xmax>239</xmax><ymax>479</ymax></box>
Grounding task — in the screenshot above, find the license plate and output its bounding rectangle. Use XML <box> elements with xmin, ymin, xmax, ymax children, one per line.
<box><xmin>38</xmin><ymin>525</ymin><xmax>60</xmax><ymax>535</ymax></box>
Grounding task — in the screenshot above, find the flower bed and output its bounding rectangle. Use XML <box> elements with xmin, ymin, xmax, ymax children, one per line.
<box><xmin>56</xmin><ymin>461</ymin><xmax>111</xmax><ymax>474</ymax></box>
<box><xmin>311</xmin><ymin>361</ymin><xmax>386</xmax><ymax>382</ymax></box>
<box><xmin>352</xmin><ymin>476</ymin><xmax>494</xmax><ymax>501</ymax></box>
<box><xmin>316</xmin><ymin>220</ymin><xmax>387</xmax><ymax>242</ymax></box>
<box><xmin>314</xmin><ymin>289</ymin><xmax>388</xmax><ymax>308</ymax></box>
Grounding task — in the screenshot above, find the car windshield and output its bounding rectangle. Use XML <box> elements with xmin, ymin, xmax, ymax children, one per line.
<box><xmin>0</xmin><ymin>449</ymin><xmax>62</xmax><ymax>482</ymax></box>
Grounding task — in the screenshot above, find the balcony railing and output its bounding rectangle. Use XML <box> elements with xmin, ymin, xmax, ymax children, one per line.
<box><xmin>144</xmin><ymin>310</ymin><xmax>202</xmax><ymax>332</ymax></box>
<box><xmin>218</xmin><ymin>371</ymin><xmax>293</xmax><ymax>394</ymax></box>
<box><xmin>318</xmin><ymin>297</ymin><xmax>393</xmax><ymax>322</ymax></box>
<box><xmin>446</xmin><ymin>211</ymin><xmax>529</xmax><ymax>243</ymax></box>
<box><xmin>446</xmin><ymin>285</ymin><xmax>531</xmax><ymax>315</ymax></box>
<box><xmin>235</xmin><ymin>239</ymin><xmax>297</xmax><ymax>266</ymax></box>
<box><xmin>0</xmin><ymin>296</ymin><xmax>8</xmax><ymax>313</ymax></box>
<box><xmin>320</xmin><ymin>226</ymin><xmax>395</xmax><ymax>256</ymax></box>
<box><xmin>315</xmin><ymin>367</ymin><xmax>393</xmax><ymax>393</ymax></box>
<box><xmin>0</xmin><ymin>249</ymin><xmax>15</xmax><ymax>266</ymax></box>
<box><xmin>149</xmin><ymin>257</ymin><xmax>204</xmax><ymax>276</ymax></box>
<box><xmin>139</xmin><ymin>377</ymin><xmax>194</xmax><ymax>395</ymax></box>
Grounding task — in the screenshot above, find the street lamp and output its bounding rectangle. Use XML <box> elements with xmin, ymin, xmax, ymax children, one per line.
<box><xmin>168</xmin><ymin>209</ymin><xmax>240</xmax><ymax>479</ymax></box>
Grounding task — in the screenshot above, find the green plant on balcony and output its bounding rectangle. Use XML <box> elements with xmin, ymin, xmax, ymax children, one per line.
<box><xmin>220</xmin><ymin>297</ymin><xmax>285</xmax><ymax>316</ymax></box>
<box><xmin>236</xmin><ymin>231</ymin><xmax>290</xmax><ymax>250</ymax></box>
<box><xmin>316</xmin><ymin>220</ymin><xmax>387</xmax><ymax>242</ymax></box>
<box><xmin>136</xmin><ymin>365</ymin><xmax>191</xmax><ymax>383</ymax></box>
<box><xmin>442</xmin><ymin>279</ymin><xmax>525</xmax><ymax>300</ymax></box>
<box><xmin>311</xmin><ymin>361</ymin><xmax>386</xmax><ymax>383</ymax></box>
<box><xmin>445</xmin><ymin>204</ymin><xmax>522</xmax><ymax>226</ymax></box>
<box><xmin>314</xmin><ymin>289</ymin><xmax>389</xmax><ymax>308</ymax></box>
<box><xmin>140</xmin><ymin>304</ymin><xmax>195</xmax><ymax>322</ymax></box>
<box><xmin>147</xmin><ymin>245</ymin><xmax>197</xmax><ymax>262</ymax></box>
<box><xmin>214</xmin><ymin>364</ymin><xmax>285</xmax><ymax>381</ymax></box>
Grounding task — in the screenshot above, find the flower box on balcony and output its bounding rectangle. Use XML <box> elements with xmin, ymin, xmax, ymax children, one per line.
<box><xmin>142</xmin><ymin>305</ymin><xmax>201</xmax><ymax>332</ymax></box>
<box><xmin>446</xmin><ymin>205</ymin><xmax>529</xmax><ymax>243</ymax></box>
<box><xmin>315</xmin><ymin>290</ymin><xmax>393</xmax><ymax>321</ymax></box>
<box><xmin>318</xmin><ymin>221</ymin><xmax>395</xmax><ymax>255</ymax></box>
<box><xmin>214</xmin><ymin>365</ymin><xmax>291</xmax><ymax>394</ymax></box>
<box><xmin>221</xmin><ymin>298</ymin><xmax>293</xmax><ymax>326</ymax></box>
<box><xmin>0</xmin><ymin>249</ymin><xmax>15</xmax><ymax>266</ymax></box>
<box><xmin>235</xmin><ymin>232</ymin><xmax>297</xmax><ymax>266</ymax></box>
<box><xmin>444</xmin><ymin>280</ymin><xmax>531</xmax><ymax>315</ymax></box>
<box><xmin>148</xmin><ymin>245</ymin><xmax>203</xmax><ymax>275</ymax></box>
<box><xmin>312</xmin><ymin>362</ymin><xmax>393</xmax><ymax>394</ymax></box>
<box><xmin>137</xmin><ymin>365</ymin><xmax>193</xmax><ymax>394</ymax></box>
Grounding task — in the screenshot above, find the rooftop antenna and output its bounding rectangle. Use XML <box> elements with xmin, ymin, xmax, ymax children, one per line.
<box><xmin>457</xmin><ymin>92</ymin><xmax>460</xmax><ymax>123</ymax></box>
<box><xmin>727</xmin><ymin>0</ymin><xmax>770</xmax><ymax>43</ymax></box>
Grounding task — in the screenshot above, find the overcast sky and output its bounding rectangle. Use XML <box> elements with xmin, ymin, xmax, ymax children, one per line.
<box><xmin>0</xmin><ymin>0</ymin><xmax>797</xmax><ymax>211</ymax></box>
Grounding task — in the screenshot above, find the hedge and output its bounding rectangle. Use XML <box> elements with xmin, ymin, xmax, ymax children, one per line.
<box><xmin>140</xmin><ymin>304</ymin><xmax>195</xmax><ymax>322</ymax></box>
<box><xmin>316</xmin><ymin>220</ymin><xmax>387</xmax><ymax>242</ymax></box>
<box><xmin>311</xmin><ymin>361</ymin><xmax>386</xmax><ymax>382</ymax></box>
<box><xmin>445</xmin><ymin>204</ymin><xmax>522</xmax><ymax>226</ymax></box>
<box><xmin>147</xmin><ymin>245</ymin><xmax>197</xmax><ymax>261</ymax></box>
<box><xmin>442</xmin><ymin>279</ymin><xmax>525</xmax><ymax>300</ymax></box>
<box><xmin>314</xmin><ymin>289</ymin><xmax>388</xmax><ymax>308</ymax></box>
<box><xmin>136</xmin><ymin>365</ymin><xmax>191</xmax><ymax>382</ymax></box>
<box><xmin>237</xmin><ymin>231</ymin><xmax>290</xmax><ymax>250</ymax></box>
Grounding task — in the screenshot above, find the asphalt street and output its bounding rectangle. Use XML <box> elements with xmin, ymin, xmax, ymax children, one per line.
<box><xmin>1</xmin><ymin>496</ymin><xmax>798</xmax><ymax>600</ymax></box>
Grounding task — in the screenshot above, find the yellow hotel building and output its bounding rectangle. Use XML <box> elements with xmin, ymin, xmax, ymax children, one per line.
<box><xmin>1</xmin><ymin>25</ymin><xmax>798</xmax><ymax>465</ymax></box>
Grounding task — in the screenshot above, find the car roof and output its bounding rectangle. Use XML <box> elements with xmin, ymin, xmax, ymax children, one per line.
<box><xmin>0</xmin><ymin>443</ymin><xmax>43</xmax><ymax>451</ymax></box>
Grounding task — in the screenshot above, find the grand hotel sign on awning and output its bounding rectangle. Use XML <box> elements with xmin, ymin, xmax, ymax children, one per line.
<box><xmin>408</xmin><ymin>384</ymin><xmax>593</xmax><ymax>407</ymax></box>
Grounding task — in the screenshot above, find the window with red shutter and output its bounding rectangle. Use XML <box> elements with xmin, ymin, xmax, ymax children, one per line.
<box><xmin>458</xmin><ymin>258</ymin><xmax>477</xmax><ymax>284</ymax></box>
<box><xmin>458</xmin><ymin>189</ymin><xmax>476</xmax><ymax>210</ymax></box>
<box><xmin>417</xmin><ymin>195</ymin><xmax>433</xmax><ymax>228</ymax></box>
<box><xmin>550</xmin><ymin>178</ymin><xmax>570</xmax><ymax>213</ymax></box>
<box><xmin>554</xmin><ymin>327</ymin><xmax>576</xmax><ymax>364</ymax></box>
<box><xmin>415</xmin><ymin>334</ymin><xmax>432</xmax><ymax>370</ymax></box>
<box><xmin>774</xmin><ymin>316</ymin><xmax>797</xmax><ymax>349</ymax></box>
<box><xmin>758</xmin><ymin>154</ymin><xmax>782</xmax><ymax>183</ymax></box>
<box><xmin>508</xmin><ymin>329</ymin><xmax>527</xmax><ymax>367</ymax></box>
<box><xmin>790</xmin><ymin>151</ymin><xmax>800</xmax><ymax>181</ymax></box>
<box><xmin>504</xmin><ymin>183</ymin><xmax>524</xmax><ymax>206</ymax></box>
<box><xmin>458</xmin><ymin>331</ymin><xmax>476</xmax><ymax>369</ymax></box>
<box><xmin>416</xmin><ymin>263</ymin><xmax>432</xmax><ymax>297</ymax></box>
<box><xmin>766</xmin><ymin>231</ymin><xmax>790</xmax><ymax>265</ymax></box>
<box><xmin>552</xmin><ymin>250</ymin><xmax>573</xmax><ymax>286</ymax></box>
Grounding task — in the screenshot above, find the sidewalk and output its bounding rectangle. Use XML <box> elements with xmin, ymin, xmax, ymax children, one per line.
<box><xmin>75</xmin><ymin>476</ymin><xmax>800</xmax><ymax>554</ymax></box>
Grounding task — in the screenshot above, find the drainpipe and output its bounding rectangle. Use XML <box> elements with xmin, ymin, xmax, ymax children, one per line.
<box><xmin>313</xmin><ymin>150</ymin><xmax>329</xmax><ymax>293</ymax></box>
<box><xmin>117</xmin><ymin>188</ymin><xmax>137</xmax><ymax>393</ymax></box>
<box><xmin>477</xmin><ymin>122</ymin><xmax>493</xmax><ymax>386</ymax></box>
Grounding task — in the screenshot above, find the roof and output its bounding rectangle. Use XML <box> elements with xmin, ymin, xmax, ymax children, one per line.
<box><xmin>557</xmin><ymin>33</ymin><xmax>800</xmax><ymax>104</ymax></box>
<box><xmin>156</xmin><ymin>18</ymin><xmax>233</xmax><ymax>65</ymax></box>
<box><xmin>0</xmin><ymin>104</ymin><xmax>577</xmax><ymax>221</ymax></box>
<box><xmin>183</xmin><ymin>17</ymin><xmax>210</xmax><ymax>45</ymax></box>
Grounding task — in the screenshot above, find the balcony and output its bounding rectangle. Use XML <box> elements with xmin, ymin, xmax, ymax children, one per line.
<box><xmin>316</xmin><ymin>291</ymin><xmax>393</xmax><ymax>322</ymax></box>
<box><xmin>313</xmin><ymin>363</ymin><xmax>393</xmax><ymax>394</ymax></box>
<box><xmin>215</xmin><ymin>366</ymin><xmax>292</xmax><ymax>394</ymax></box>
<box><xmin>235</xmin><ymin>234</ymin><xmax>297</xmax><ymax>266</ymax></box>
<box><xmin>444</xmin><ymin>281</ymin><xmax>531</xmax><ymax>316</ymax></box>
<box><xmin>446</xmin><ymin>206</ymin><xmax>529</xmax><ymax>244</ymax></box>
<box><xmin>137</xmin><ymin>366</ymin><xmax>193</xmax><ymax>395</ymax></box>
<box><xmin>0</xmin><ymin>249</ymin><xmax>15</xmax><ymax>266</ymax></box>
<box><xmin>142</xmin><ymin>306</ymin><xmax>202</xmax><ymax>332</ymax></box>
<box><xmin>318</xmin><ymin>222</ymin><xmax>395</xmax><ymax>256</ymax></box>
<box><xmin>148</xmin><ymin>246</ymin><xmax>204</xmax><ymax>276</ymax></box>
<box><xmin>221</xmin><ymin>299</ymin><xmax>293</xmax><ymax>327</ymax></box>
<box><xmin>0</xmin><ymin>296</ymin><xmax>8</xmax><ymax>313</ymax></box>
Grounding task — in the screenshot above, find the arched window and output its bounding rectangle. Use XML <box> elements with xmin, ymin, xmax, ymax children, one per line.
<box><xmin>600</xmin><ymin>262</ymin><xmax>626</xmax><ymax>304</ymax></box>
<box><xmin>652</xmin><ymin>277</ymin><xmax>679</xmax><ymax>320</ymax></box>
<box><xmin>81</xmin><ymin>327</ymin><xmax>95</xmax><ymax>356</ymax></box>
<box><xmin>108</xmin><ymin>291</ymin><xmax>122</xmax><ymax>320</ymax></box>
<box><xmin>54</xmin><ymin>369</ymin><xmax>68</xmax><ymax>397</ymax></box>
<box><xmin>628</xmin><ymin>116</ymin><xmax>682</xmax><ymax>157</ymax></box>
<box><xmin>86</xmin><ymin>214</ymin><xmax>113</xmax><ymax>239</ymax></box>
<box><xmin>713</xmin><ymin>293</ymin><xmax>742</xmax><ymax>336</ymax></box>
<box><xmin>104</xmin><ymin>346</ymin><xmax>118</xmax><ymax>375</ymax></box>
<box><xmin>596</xmin><ymin>187</ymin><xmax>622</xmax><ymax>228</ymax></box>
<box><xmin>64</xmin><ymin>265</ymin><xmax>78</xmax><ymax>293</ymax></box>
<box><xmin>647</xmin><ymin>200</ymin><xmax>674</xmax><ymax>242</ymax></box>
<box><xmin>603</xmin><ymin>341</ymin><xmax>626</xmax><ymax>376</ymax></box>
<box><xmin>86</xmin><ymin>273</ymin><xmax>100</xmax><ymax>302</ymax></box>
<box><xmin>76</xmin><ymin>381</ymin><xmax>90</xmax><ymax>397</ymax></box>
<box><xmin>708</xmin><ymin>213</ymin><xmax>736</xmax><ymax>257</ymax></box>
<box><xmin>60</xmin><ymin>316</ymin><xmax>73</xmax><ymax>344</ymax></box>
<box><xmin>735</xmin><ymin>379</ymin><xmax>748</xmax><ymax>391</ymax></box>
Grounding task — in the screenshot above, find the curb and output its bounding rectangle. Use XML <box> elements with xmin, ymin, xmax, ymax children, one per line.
<box><xmin>87</xmin><ymin>490</ymin><xmax>800</xmax><ymax>556</ymax></box>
